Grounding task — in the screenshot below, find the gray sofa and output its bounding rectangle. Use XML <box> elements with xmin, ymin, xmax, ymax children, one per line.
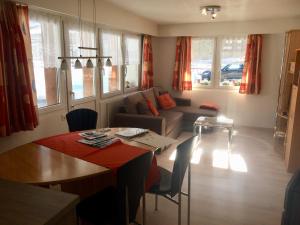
<box><xmin>113</xmin><ymin>88</ymin><xmax>218</xmax><ymax>138</ymax></box>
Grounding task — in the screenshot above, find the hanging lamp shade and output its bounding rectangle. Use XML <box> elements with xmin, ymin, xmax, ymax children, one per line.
<box><xmin>97</xmin><ymin>58</ymin><xmax>103</xmax><ymax>68</ymax></box>
<box><xmin>74</xmin><ymin>58</ymin><xmax>82</xmax><ymax>69</ymax></box>
<box><xmin>60</xmin><ymin>59</ymin><xmax>68</xmax><ymax>70</ymax></box>
<box><xmin>86</xmin><ymin>58</ymin><xmax>94</xmax><ymax>68</ymax></box>
<box><xmin>106</xmin><ymin>58</ymin><xmax>112</xmax><ymax>67</ymax></box>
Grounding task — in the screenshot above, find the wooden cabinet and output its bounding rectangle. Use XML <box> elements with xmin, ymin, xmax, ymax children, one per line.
<box><xmin>284</xmin><ymin>49</ymin><xmax>300</xmax><ymax>172</ymax></box>
<box><xmin>275</xmin><ymin>30</ymin><xmax>300</xmax><ymax>138</ymax></box>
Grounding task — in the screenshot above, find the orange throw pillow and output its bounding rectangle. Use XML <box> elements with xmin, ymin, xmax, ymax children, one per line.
<box><xmin>146</xmin><ymin>98</ymin><xmax>160</xmax><ymax>116</ymax></box>
<box><xmin>157</xmin><ymin>93</ymin><xmax>176</xmax><ymax>110</ymax></box>
<box><xmin>199</xmin><ymin>102</ymin><xmax>219</xmax><ymax>111</ymax></box>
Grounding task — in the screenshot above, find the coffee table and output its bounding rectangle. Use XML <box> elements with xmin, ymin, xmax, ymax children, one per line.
<box><xmin>193</xmin><ymin>116</ymin><xmax>234</xmax><ymax>147</ymax></box>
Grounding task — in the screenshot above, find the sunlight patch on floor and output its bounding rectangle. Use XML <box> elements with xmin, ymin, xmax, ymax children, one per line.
<box><xmin>168</xmin><ymin>147</ymin><xmax>203</xmax><ymax>164</ymax></box>
<box><xmin>212</xmin><ymin>149</ymin><xmax>248</xmax><ymax>172</ymax></box>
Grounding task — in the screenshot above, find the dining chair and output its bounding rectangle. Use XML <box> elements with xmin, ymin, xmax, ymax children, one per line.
<box><xmin>147</xmin><ymin>135</ymin><xmax>199</xmax><ymax>225</ymax></box>
<box><xmin>76</xmin><ymin>151</ymin><xmax>154</xmax><ymax>225</ymax></box>
<box><xmin>66</xmin><ymin>108</ymin><xmax>98</xmax><ymax>132</ymax></box>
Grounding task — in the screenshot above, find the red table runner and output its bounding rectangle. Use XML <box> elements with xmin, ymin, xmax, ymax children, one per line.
<box><xmin>34</xmin><ymin>132</ymin><xmax>160</xmax><ymax>190</ymax></box>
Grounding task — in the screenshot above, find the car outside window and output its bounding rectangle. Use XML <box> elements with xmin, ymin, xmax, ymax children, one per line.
<box><xmin>191</xmin><ymin>36</ymin><xmax>247</xmax><ymax>89</ymax></box>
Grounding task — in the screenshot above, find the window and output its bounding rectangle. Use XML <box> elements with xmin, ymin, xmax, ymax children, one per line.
<box><xmin>29</xmin><ymin>12</ymin><xmax>62</xmax><ymax>108</ymax></box>
<box><xmin>191</xmin><ymin>36</ymin><xmax>247</xmax><ymax>88</ymax></box>
<box><xmin>191</xmin><ymin>38</ymin><xmax>215</xmax><ymax>86</ymax></box>
<box><xmin>100</xmin><ymin>30</ymin><xmax>122</xmax><ymax>95</ymax></box>
<box><xmin>219</xmin><ymin>37</ymin><xmax>247</xmax><ymax>87</ymax></box>
<box><xmin>65</xmin><ymin>21</ymin><xmax>96</xmax><ymax>100</ymax></box>
<box><xmin>123</xmin><ymin>34</ymin><xmax>141</xmax><ymax>90</ymax></box>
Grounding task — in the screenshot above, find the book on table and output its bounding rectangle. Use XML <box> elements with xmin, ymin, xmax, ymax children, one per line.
<box><xmin>115</xmin><ymin>128</ymin><xmax>149</xmax><ymax>139</ymax></box>
<box><xmin>78</xmin><ymin>131</ymin><xmax>119</xmax><ymax>148</ymax></box>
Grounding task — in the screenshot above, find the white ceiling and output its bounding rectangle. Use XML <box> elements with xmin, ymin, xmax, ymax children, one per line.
<box><xmin>104</xmin><ymin>0</ymin><xmax>300</xmax><ymax>24</ymax></box>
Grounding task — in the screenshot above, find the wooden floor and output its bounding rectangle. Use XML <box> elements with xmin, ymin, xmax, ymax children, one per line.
<box><xmin>142</xmin><ymin>127</ymin><xmax>291</xmax><ymax>225</ymax></box>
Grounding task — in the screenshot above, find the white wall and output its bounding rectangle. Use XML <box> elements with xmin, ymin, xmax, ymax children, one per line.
<box><xmin>152</xmin><ymin>34</ymin><xmax>285</xmax><ymax>128</ymax></box>
<box><xmin>158</xmin><ymin>17</ymin><xmax>300</xmax><ymax>36</ymax></box>
<box><xmin>21</xmin><ymin>0</ymin><xmax>158</xmax><ymax>35</ymax></box>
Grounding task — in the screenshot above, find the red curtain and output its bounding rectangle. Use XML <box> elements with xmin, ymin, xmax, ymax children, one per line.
<box><xmin>172</xmin><ymin>37</ymin><xmax>192</xmax><ymax>91</ymax></box>
<box><xmin>239</xmin><ymin>34</ymin><xmax>263</xmax><ymax>94</ymax></box>
<box><xmin>142</xmin><ymin>35</ymin><xmax>154</xmax><ymax>90</ymax></box>
<box><xmin>0</xmin><ymin>1</ymin><xmax>38</xmax><ymax>137</ymax></box>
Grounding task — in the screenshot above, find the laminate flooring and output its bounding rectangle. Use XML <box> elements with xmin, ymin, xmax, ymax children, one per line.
<box><xmin>143</xmin><ymin>127</ymin><xmax>291</xmax><ymax>225</ymax></box>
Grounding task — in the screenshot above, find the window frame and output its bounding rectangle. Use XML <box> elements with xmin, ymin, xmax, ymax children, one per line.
<box><xmin>99</xmin><ymin>29</ymin><xmax>142</xmax><ymax>99</ymax></box>
<box><xmin>191</xmin><ymin>36</ymin><xmax>247</xmax><ymax>90</ymax></box>
<box><xmin>29</xmin><ymin>10</ymin><xmax>66</xmax><ymax>113</ymax></box>
<box><xmin>122</xmin><ymin>33</ymin><xmax>141</xmax><ymax>93</ymax></box>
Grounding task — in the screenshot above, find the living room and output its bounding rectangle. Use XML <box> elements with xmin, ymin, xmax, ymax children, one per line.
<box><xmin>0</xmin><ymin>0</ymin><xmax>300</xmax><ymax>224</ymax></box>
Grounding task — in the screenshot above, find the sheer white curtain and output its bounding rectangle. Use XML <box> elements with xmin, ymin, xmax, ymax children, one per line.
<box><xmin>124</xmin><ymin>34</ymin><xmax>141</xmax><ymax>65</ymax></box>
<box><xmin>100</xmin><ymin>29</ymin><xmax>122</xmax><ymax>94</ymax></box>
<box><xmin>64</xmin><ymin>18</ymin><xmax>96</xmax><ymax>99</ymax></box>
<box><xmin>123</xmin><ymin>34</ymin><xmax>141</xmax><ymax>88</ymax></box>
<box><xmin>29</xmin><ymin>10</ymin><xmax>62</xmax><ymax>107</ymax></box>
<box><xmin>29</xmin><ymin>11</ymin><xmax>61</xmax><ymax>69</ymax></box>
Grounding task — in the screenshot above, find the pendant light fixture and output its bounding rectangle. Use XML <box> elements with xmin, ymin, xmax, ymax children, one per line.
<box><xmin>105</xmin><ymin>58</ymin><xmax>112</xmax><ymax>67</ymax></box>
<box><xmin>59</xmin><ymin>0</ymin><xmax>112</xmax><ymax>70</ymax></box>
<box><xmin>60</xmin><ymin>59</ymin><xmax>68</xmax><ymax>70</ymax></box>
<box><xmin>86</xmin><ymin>58</ymin><xmax>94</xmax><ymax>68</ymax></box>
<box><xmin>74</xmin><ymin>58</ymin><xmax>83</xmax><ymax>69</ymax></box>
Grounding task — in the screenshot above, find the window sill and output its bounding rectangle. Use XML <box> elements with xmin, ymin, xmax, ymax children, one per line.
<box><xmin>101</xmin><ymin>90</ymin><xmax>122</xmax><ymax>99</ymax></box>
<box><xmin>192</xmin><ymin>85</ymin><xmax>240</xmax><ymax>91</ymax></box>
<box><xmin>38</xmin><ymin>103</ymin><xmax>66</xmax><ymax>115</ymax></box>
<box><xmin>124</xmin><ymin>86</ymin><xmax>139</xmax><ymax>93</ymax></box>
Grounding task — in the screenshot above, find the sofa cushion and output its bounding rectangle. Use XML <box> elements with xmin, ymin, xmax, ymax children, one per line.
<box><xmin>157</xmin><ymin>93</ymin><xmax>176</xmax><ymax>110</ymax></box>
<box><xmin>124</xmin><ymin>92</ymin><xmax>145</xmax><ymax>114</ymax></box>
<box><xmin>146</xmin><ymin>98</ymin><xmax>160</xmax><ymax>116</ymax></box>
<box><xmin>142</xmin><ymin>88</ymin><xmax>158</xmax><ymax>108</ymax></box>
<box><xmin>136</xmin><ymin>101</ymin><xmax>152</xmax><ymax>115</ymax></box>
<box><xmin>171</xmin><ymin>106</ymin><xmax>218</xmax><ymax>122</ymax></box>
<box><xmin>159</xmin><ymin>110</ymin><xmax>183</xmax><ymax>134</ymax></box>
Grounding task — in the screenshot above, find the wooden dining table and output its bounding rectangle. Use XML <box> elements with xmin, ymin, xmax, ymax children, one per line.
<box><xmin>0</xmin><ymin>128</ymin><xmax>158</xmax><ymax>198</ymax></box>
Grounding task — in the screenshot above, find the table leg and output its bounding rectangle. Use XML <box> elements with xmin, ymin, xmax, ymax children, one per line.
<box><xmin>228</xmin><ymin>127</ymin><xmax>233</xmax><ymax>149</ymax></box>
<box><xmin>193</xmin><ymin>124</ymin><xmax>197</xmax><ymax>136</ymax></box>
<box><xmin>199</xmin><ymin>125</ymin><xmax>202</xmax><ymax>140</ymax></box>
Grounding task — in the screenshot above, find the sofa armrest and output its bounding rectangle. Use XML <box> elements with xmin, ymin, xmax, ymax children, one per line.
<box><xmin>174</xmin><ymin>97</ymin><xmax>191</xmax><ymax>106</ymax></box>
<box><xmin>113</xmin><ymin>113</ymin><xmax>166</xmax><ymax>136</ymax></box>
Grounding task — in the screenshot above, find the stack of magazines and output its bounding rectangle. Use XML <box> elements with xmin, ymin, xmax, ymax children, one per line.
<box><xmin>77</xmin><ymin>131</ymin><xmax>119</xmax><ymax>148</ymax></box>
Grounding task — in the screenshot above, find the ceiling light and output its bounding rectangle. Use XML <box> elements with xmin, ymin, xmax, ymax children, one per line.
<box><xmin>74</xmin><ymin>58</ymin><xmax>82</xmax><ymax>69</ymax></box>
<box><xmin>86</xmin><ymin>58</ymin><xmax>94</xmax><ymax>68</ymax></box>
<box><xmin>60</xmin><ymin>59</ymin><xmax>68</xmax><ymax>70</ymax></box>
<box><xmin>57</xmin><ymin>0</ymin><xmax>112</xmax><ymax>70</ymax></box>
<box><xmin>200</xmin><ymin>5</ymin><xmax>221</xmax><ymax>20</ymax></box>
<box><xmin>105</xmin><ymin>58</ymin><xmax>112</xmax><ymax>67</ymax></box>
<box><xmin>97</xmin><ymin>58</ymin><xmax>102</xmax><ymax>68</ymax></box>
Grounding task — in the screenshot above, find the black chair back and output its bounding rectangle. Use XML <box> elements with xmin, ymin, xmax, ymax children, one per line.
<box><xmin>116</xmin><ymin>151</ymin><xmax>153</xmax><ymax>225</ymax></box>
<box><xmin>66</xmin><ymin>108</ymin><xmax>98</xmax><ymax>132</ymax></box>
<box><xmin>170</xmin><ymin>136</ymin><xmax>198</xmax><ymax>197</ymax></box>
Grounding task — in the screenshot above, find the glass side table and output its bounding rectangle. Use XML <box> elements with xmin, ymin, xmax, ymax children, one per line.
<box><xmin>193</xmin><ymin>116</ymin><xmax>234</xmax><ymax>147</ymax></box>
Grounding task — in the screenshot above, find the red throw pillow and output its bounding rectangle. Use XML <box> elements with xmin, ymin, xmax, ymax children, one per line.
<box><xmin>146</xmin><ymin>98</ymin><xmax>160</xmax><ymax>116</ymax></box>
<box><xmin>199</xmin><ymin>102</ymin><xmax>219</xmax><ymax>111</ymax></box>
<box><xmin>157</xmin><ymin>93</ymin><xmax>176</xmax><ymax>110</ymax></box>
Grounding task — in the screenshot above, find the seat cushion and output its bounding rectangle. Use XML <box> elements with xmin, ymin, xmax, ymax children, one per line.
<box><xmin>172</xmin><ymin>106</ymin><xmax>218</xmax><ymax>122</ymax></box>
<box><xmin>124</xmin><ymin>92</ymin><xmax>145</xmax><ymax>114</ymax></box>
<box><xmin>159</xmin><ymin>110</ymin><xmax>183</xmax><ymax>134</ymax></box>
<box><xmin>148</xmin><ymin>166</ymin><xmax>172</xmax><ymax>195</ymax></box>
